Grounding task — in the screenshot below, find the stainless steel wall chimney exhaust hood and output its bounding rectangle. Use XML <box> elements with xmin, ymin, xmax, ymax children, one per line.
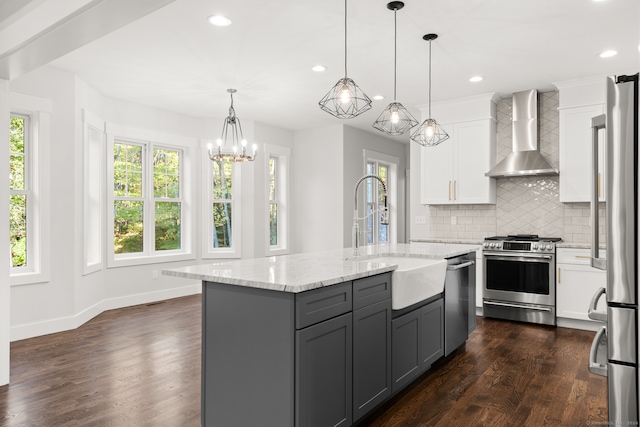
<box><xmin>485</xmin><ymin>89</ymin><xmax>559</xmax><ymax>178</ymax></box>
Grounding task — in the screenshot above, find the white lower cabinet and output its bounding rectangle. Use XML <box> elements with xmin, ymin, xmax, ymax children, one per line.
<box><xmin>556</xmin><ymin>248</ymin><xmax>606</xmax><ymax>321</ymax></box>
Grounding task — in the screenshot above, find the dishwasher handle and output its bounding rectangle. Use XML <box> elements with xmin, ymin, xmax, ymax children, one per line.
<box><xmin>447</xmin><ymin>260</ymin><xmax>475</xmax><ymax>271</ymax></box>
<box><xmin>588</xmin><ymin>326</ymin><xmax>608</xmax><ymax>377</ymax></box>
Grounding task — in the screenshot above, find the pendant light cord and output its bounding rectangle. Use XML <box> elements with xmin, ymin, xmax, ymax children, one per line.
<box><xmin>344</xmin><ymin>0</ymin><xmax>348</xmax><ymax>77</ymax></box>
<box><xmin>393</xmin><ymin>8</ymin><xmax>397</xmax><ymax>101</ymax></box>
<box><xmin>428</xmin><ymin>39</ymin><xmax>432</xmax><ymax>118</ymax></box>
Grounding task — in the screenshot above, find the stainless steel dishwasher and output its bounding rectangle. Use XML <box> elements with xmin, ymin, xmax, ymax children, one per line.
<box><xmin>444</xmin><ymin>253</ymin><xmax>476</xmax><ymax>356</ymax></box>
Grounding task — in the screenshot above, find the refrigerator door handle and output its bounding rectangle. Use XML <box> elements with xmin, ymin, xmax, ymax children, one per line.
<box><xmin>589</xmin><ymin>326</ymin><xmax>608</xmax><ymax>377</ymax></box>
<box><xmin>588</xmin><ymin>287</ymin><xmax>607</xmax><ymax>322</ymax></box>
<box><xmin>590</xmin><ymin>114</ymin><xmax>606</xmax><ymax>271</ymax></box>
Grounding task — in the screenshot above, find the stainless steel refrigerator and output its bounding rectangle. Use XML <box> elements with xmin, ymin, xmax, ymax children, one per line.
<box><xmin>589</xmin><ymin>72</ymin><xmax>639</xmax><ymax>423</ymax></box>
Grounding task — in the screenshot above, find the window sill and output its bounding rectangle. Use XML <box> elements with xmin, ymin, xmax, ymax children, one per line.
<box><xmin>10</xmin><ymin>270</ymin><xmax>50</xmax><ymax>286</ymax></box>
<box><xmin>108</xmin><ymin>252</ymin><xmax>196</xmax><ymax>268</ymax></box>
<box><xmin>202</xmin><ymin>250</ymin><xmax>241</xmax><ymax>260</ymax></box>
<box><xmin>267</xmin><ymin>248</ymin><xmax>289</xmax><ymax>257</ymax></box>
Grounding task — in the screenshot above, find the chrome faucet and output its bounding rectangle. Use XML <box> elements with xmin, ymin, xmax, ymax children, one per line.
<box><xmin>353</xmin><ymin>174</ymin><xmax>389</xmax><ymax>253</ymax></box>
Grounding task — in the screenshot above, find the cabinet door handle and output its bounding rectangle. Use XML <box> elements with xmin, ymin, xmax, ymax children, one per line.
<box><xmin>558</xmin><ymin>267</ymin><xmax>561</xmax><ymax>283</ymax></box>
<box><xmin>448</xmin><ymin>181</ymin><xmax>451</xmax><ymax>201</ymax></box>
<box><xmin>575</xmin><ymin>255</ymin><xmax>591</xmax><ymax>259</ymax></box>
<box><xmin>598</xmin><ymin>173</ymin><xmax>602</xmax><ymax>198</ymax></box>
<box><xmin>454</xmin><ymin>180</ymin><xmax>457</xmax><ymax>200</ymax></box>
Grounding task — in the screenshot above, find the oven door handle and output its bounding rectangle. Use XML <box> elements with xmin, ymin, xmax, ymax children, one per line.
<box><xmin>483</xmin><ymin>300</ymin><xmax>553</xmax><ymax>312</ymax></box>
<box><xmin>483</xmin><ymin>252</ymin><xmax>553</xmax><ymax>261</ymax></box>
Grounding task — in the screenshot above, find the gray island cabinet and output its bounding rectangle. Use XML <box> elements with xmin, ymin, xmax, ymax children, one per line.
<box><xmin>202</xmin><ymin>274</ymin><xmax>394</xmax><ymax>427</ymax></box>
<box><xmin>163</xmin><ymin>243</ymin><xmax>480</xmax><ymax>427</ymax></box>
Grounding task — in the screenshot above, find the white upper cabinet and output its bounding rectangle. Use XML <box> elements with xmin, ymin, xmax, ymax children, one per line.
<box><xmin>554</xmin><ymin>77</ymin><xmax>607</xmax><ymax>203</ymax></box>
<box><xmin>419</xmin><ymin>93</ymin><xmax>498</xmax><ymax>205</ymax></box>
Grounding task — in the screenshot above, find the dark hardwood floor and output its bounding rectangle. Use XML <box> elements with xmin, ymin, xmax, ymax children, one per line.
<box><xmin>0</xmin><ymin>295</ymin><xmax>607</xmax><ymax>426</ymax></box>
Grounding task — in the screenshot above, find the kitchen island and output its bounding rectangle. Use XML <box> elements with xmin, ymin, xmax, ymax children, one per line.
<box><xmin>164</xmin><ymin>243</ymin><xmax>479</xmax><ymax>427</ymax></box>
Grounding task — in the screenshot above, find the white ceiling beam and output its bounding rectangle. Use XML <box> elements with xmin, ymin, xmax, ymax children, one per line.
<box><xmin>0</xmin><ymin>0</ymin><xmax>175</xmax><ymax>80</ymax></box>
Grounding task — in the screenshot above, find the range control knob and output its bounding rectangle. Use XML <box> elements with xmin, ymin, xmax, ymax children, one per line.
<box><xmin>496</xmin><ymin>243</ymin><xmax>502</xmax><ymax>249</ymax></box>
<box><xmin>546</xmin><ymin>244</ymin><xmax>553</xmax><ymax>251</ymax></box>
<box><xmin>532</xmin><ymin>243</ymin><xmax>538</xmax><ymax>250</ymax></box>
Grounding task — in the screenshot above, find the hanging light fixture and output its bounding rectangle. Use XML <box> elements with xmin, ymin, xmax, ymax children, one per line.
<box><xmin>372</xmin><ymin>1</ymin><xmax>417</xmax><ymax>135</ymax></box>
<box><xmin>410</xmin><ymin>34</ymin><xmax>450</xmax><ymax>147</ymax></box>
<box><xmin>318</xmin><ymin>0</ymin><xmax>372</xmax><ymax>119</ymax></box>
<box><xmin>208</xmin><ymin>89</ymin><xmax>257</xmax><ymax>163</ymax></box>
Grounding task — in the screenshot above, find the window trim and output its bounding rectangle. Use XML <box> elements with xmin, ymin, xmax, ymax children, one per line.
<box><xmin>83</xmin><ymin>109</ymin><xmax>105</xmax><ymax>275</ymax></box>
<box><xmin>264</xmin><ymin>144</ymin><xmax>290</xmax><ymax>256</ymax></box>
<box><xmin>201</xmin><ymin>144</ymin><xmax>242</xmax><ymax>259</ymax></box>
<box><xmin>9</xmin><ymin>93</ymin><xmax>51</xmax><ymax>286</ymax></box>
<box><xmin>106</xmin><ymin>124</ymin><xmax>195</xmax><ymax>268</ymax></box>
<box><xmin>363</xmin><ymin>149</ymin><xmax>398</xmax><ymax>246</ymax></box>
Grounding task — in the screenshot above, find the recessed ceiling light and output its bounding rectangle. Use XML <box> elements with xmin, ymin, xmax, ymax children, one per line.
<box><xmin>373</xmin><ymin>95</ymin><xmax>384</xmax><ymax>101</ymax></box>
<box><xmin>598</xmin><ymin>50</ymin><xmax>617</xmax><ymax>58</ymax></box>
<box><xmin>208</xmin><ymin>15</ymin><xmax>231</xmax><ymax>26</ymax></box>
<box><xmin>312</xmin><ymin>65</ymin><xmax>326</xmax><ymax>72</ymax></box>
<box><xmin>469</xmin><ymin>76</ymin><xmax>483</xmax><ymax>83</ymax></box>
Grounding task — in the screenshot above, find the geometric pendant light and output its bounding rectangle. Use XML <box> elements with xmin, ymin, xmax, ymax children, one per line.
<box><xmin>319</xmin><ymin>0</ymin><xmax>372</xmax><ymax>119</ymax></box>
<box><xmin>372</xmin><ymin>1</ymin><xmax>418</xmax><ymax>135</ymax></box>
<box><xmin>410</xmin><ymin>34</ymin><xmax>450</xmax><ymax>147</ymax></box>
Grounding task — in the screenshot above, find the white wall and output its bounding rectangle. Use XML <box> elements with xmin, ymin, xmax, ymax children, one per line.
<box><xmin>9</xmin><ymin>67</ymin><xmax>77</xmax><ymax>334</ymax></box>
<box><xmin>409</xmin><ymin>140</ymin><xmax>430</xmax><ymax>240</ymax></box>
<box><xmin>342</xmin><ymin>126</ymin><xmax>408</xmax><ymax>247</ymax></box>
<box><xmin>291</xmin><ymin>125</ymin><xmax>344</xmax><ymax>254</ymax></box>
<box><xmin>0</xmin><ymin>79</ymin><xmax>10</xmax><ymax>386</ymax></box>
<box><xmin>6</xmin><ymin>67</ymin><xmax>295</xmax><ymax>342</ymax></box>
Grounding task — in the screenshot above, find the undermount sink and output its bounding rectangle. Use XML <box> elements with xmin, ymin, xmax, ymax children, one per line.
<box><xmin>368</xmin><ymin>257</ymin><xmax>447</xmax><ymax>310</ymax></box>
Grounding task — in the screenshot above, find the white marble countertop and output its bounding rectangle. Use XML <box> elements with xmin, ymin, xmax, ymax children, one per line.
<box><xmin>162</xmin><ymin>243</ymin><xmax>480</xmax><ymax>293</ymax></box>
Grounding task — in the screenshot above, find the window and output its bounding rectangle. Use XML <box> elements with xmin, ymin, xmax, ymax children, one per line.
<box><xmin>212</xmin><ymin>160</ymin><xmax>233</xmax><ymax>248</ymax></box>
<box><xmin>9</xmin><ymin>92</ymin><xmax>51</xmax><ymax>285</ymax></box>
<box><xmin>363</xmin><ymin>150</ymin><xmax>398</xmax><ymax>246</ymax></box>
<box><xmin>268</xmin><ymin>157</ymin><xmax>278</xmax><ymax>246</ymax></box>
<box><xmin>264</xmin><ymin>145</ymin><xmax>290</xmax><ymax>255</ymax></box>
<box><xmin>10</xmin><ymin>115</ymin><xmax>29</xmax><ymax>268</ymax></box>
<box><xmin>107</xmin><ymin>129</ymin><xmax>193</xmax><ymax>267</ymax></box>
<box><xmin>203</xmin><ymin>152</ymin><xmax>240</xmax><ymax>258</ymax></box>
<box><xmin>365</xmin><ymin>161</ymin><xmax>389</xmax><ymax>244</ymax></box>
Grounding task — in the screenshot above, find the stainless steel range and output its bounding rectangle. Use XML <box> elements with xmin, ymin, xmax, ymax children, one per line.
<box><xmin>482</xmin><ymin>234</ymin><xmax>562</xmax><ymax>326</ymax></box>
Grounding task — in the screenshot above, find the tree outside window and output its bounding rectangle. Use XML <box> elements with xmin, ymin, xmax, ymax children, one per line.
<box><xmin>113</xmin><ymin>142</ymin><xmax>144</xmax><ymax>254</ymax></box>
<box><xmin>153</xmin><ymin>148</ymin><xmax>181</xmax><ymax>251</ymax></box>
<box><xmin>212</xmin><ymin>160</ymin><xmax>233</xmax><ymax>248</ymax></box>
<box><xmin>269</xmin><ymin>157</ymin><xmax>278</xmax><ymax>246</ymax></box>
<box><xmin>10</xmin><ymin>115</ymin><xmax>28</xmax><ymax>267</ymax></box>
<box><xmin>366</xmin><ymin>161</ymin><xmax>388</xmax><ymax>244</ymax></box>
<box><xmin>112</xmin><ymin>141</ymin><xmax>183</xmax><ymax>256</ymax></box>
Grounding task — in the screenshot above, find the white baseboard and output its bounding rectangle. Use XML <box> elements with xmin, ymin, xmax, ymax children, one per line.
<box><xmin>557</xmin><ymin>317</ymin><xmax>601</xmax><ymax>331</ymax></box>
<box><xmin>476</xmin><ymin>306</ymin><xmax>600</xmax><ymax>331</ymax></box>
<box><xmin>10</xmin><ymin>284</ymin><xmax>202</xmax><ymax>342</ymax></box>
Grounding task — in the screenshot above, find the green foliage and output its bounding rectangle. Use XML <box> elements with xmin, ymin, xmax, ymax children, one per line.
<box><xmin>213</xmin><ymin>161</ymin><xmax>233</xmax><ymax>248</ymax></box>
<box><xmin>10</xmin><ymin>117</ymin><xmax>27</xmax><ymax>267</ymax></box>
<box><xmin>155</xmin><ymin>202</ymin><xmax>181</xmax><ymax>251</ymax></box>
<box><xmin>114</xmin><ymin>200</ymin><xmax>144</xmax><ymax>254</ymax></box>
<box><xmin>269</xmin><ymin>203</ymin><xmax>277</xmax><ymax>246</ymax></box>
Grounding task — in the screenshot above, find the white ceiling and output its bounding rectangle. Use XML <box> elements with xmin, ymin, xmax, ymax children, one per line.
<box><xmin>9</xmin><ymin>0</ymin><xmax>640</xmax><ymax>139</ymax></box>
